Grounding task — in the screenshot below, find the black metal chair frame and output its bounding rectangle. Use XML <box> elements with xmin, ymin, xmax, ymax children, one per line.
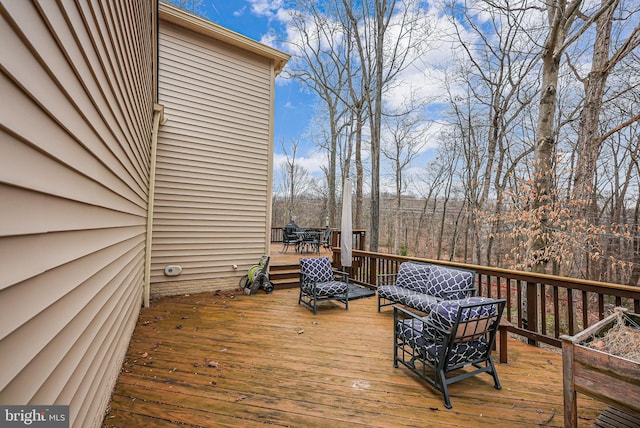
<box><xmin>320</xmin><ymin>227</ymin><xmax>332</xmax><ymax>252</ymax></box>
<box><xmin>281</xmin><ymin>226</ymin><xmax>300</xmax><ymax>253</ymax></box>
<box><xmin>393</xmin><ymin>299</ymin><xmax>506</xmax><ymax>409</ymax></box>
<box><xmin>298</xmin><ymin>261</ymin><xmax>349</xmax><ymax>315</ymax></box>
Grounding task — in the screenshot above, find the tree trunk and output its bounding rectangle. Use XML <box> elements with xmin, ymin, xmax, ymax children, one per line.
<box><xmin>573</xmin><ymin>0</ymin><xmax>616</xmax><ymax>215</ymax></box>
<box><xmin>530</xmin><ymin>48</ymin><xmax>561</xmax><ymax>273</ymax></box>
<box><xmin>393</xmin><ymin>197</ymin><xmax>400</xmax><ymax>254</ymax></box>
<box><xmin>529</xmin><ymin>0</ymin><xmax>618</xmax><ymax>273</ymax></box>
<box><xmin>328</xmin><ymin>116</ymin><xmax>337</xmax><ymax>226</ymax></box>
<box><xmin>393</xmin><ymin>158</ymin><xmax>401</xmax><ymax>254</ymax></box>
<box><xmin>355</xmin><ymin>106</ymin><xmax>364</xmax><ymax>230</ymax></box>
<box><xmin>369</xmin><ymin>5</ymin><xmax>384</xmax><ymax>252</ymax></box>
<box><xmin>631</xmin><ymin>194</ymin><xmax>640</xmax><ymax>286</ymax></box>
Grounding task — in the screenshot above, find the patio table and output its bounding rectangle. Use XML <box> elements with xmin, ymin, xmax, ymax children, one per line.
<box><xmin>295</xmin><ymin>230</ymin><xmax>321</xmax><ymax>254</ymax></box>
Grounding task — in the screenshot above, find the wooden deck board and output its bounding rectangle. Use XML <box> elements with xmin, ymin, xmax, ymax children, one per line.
<box><xmin>103</xmin><ymin>289</ymin><xmax>605</xmax><ymax>427</ymax></box>
<box><xmin>270</xmin><ymin>243</ymin><xmax>331</xmax><ymax>265</ymax></box>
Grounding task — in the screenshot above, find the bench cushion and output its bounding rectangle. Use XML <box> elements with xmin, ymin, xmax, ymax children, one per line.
<box><xmin>378</xmin><ymin>285</ymin><xmax>418</xmax><ymax>303</ymax></box>
<box><xmin>402</xmin><ymin>293</ymin><xmax>440</xmax><ymax>313</ymax></box>
<box><xmin>378</xmin><ymin>287</ymin><xmax>438</xmax><ymax>312</ymax></box>
<box><xmin>425</xmin><ymin>265</ymin><xmax>475</xmax><ymax>299</ymax></box>
<box><xmin>395</xmin><ymin>262</ymin><xmax>431</xmax><ymax>293</ymax></box>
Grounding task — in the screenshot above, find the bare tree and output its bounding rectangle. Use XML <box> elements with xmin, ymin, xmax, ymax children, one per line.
<box><xmin>285</xmin><ymin>1</ymin><xmax>351</xmax><ymax>227</ymax></box>
<box><xmin>280</xmin><ymin>140</ymin><xmax>315</xmax><ymax>220</ymax></box>
<box><xmin>342</xmin><ymin>0</ymin><xmax>432</xmax><ymax>251</ymax></box>
<box><xmin>171</xmin><ymin>0</ymin><xmax>204</xmax><ymax>14</ymax></box>
<box><xmin>572</xmin><ymin>0</ymin><xmax>640</xmax><ymax>216</ymax></box>
<box><xmin>413</xmin><ymin>157</ymin><xmax>449</xmax><ymax>256</ymax></box>
<box><xmin>444</xmin><ymin>0</ymin><xmax>540</xmax><ymax>266</ymax></box>
<box><xmin>381</xmin><ymin>104</ymin><xmax>429</xmax><ymax>254</ymax></box>
<box><xmin>527</xmin><ymin>0</ymin><xmax>616</xmax><ymax>273</ymax></box>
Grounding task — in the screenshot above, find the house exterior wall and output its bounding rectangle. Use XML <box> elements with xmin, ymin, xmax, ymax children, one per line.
<box><xmin>151</xmin><ymin>10</ymin><xmax>284</xmax><ymax>295</ymax></box>
<box><xmin>0</xmin><ymin>1</ymin><xmax>155</xmax><ymax>427</ymax></box>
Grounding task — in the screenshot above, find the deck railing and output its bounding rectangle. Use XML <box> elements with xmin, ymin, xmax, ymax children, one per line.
<box><xmin>271</xmin><ymin>226</ymin><xmax>367</xmax><ymax>251</ymax></box>
<box><xmin>334</xmin><ymin>248</ymin><xmax>640</xmax><ymax>349</ymax></box>
<box><xmin>271</xmin><ymin>226</ymin><xmax>284</xmax><ymax>243</ymax></box>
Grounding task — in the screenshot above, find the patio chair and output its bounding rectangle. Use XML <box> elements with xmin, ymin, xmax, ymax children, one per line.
<box><xmin>299</xmin><ymin>257</ymin><xmax>349</xmax><ymax>315</ymax></box>
<box><xmin>320</xmin><ymin>226</ymin><xmax>332</xmax><ymax>252</ymax></box>
<box><xmin>393</xmin><ymin>297</ymin><xmax>506</xmax><ymax>409</ymax></box>
<box><xmin>281</xmin><ymin>222</ymin><xmax>300</xmax><ymax>253</ymax></box>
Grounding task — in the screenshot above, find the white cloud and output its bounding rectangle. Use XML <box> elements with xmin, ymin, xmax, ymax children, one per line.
<box><xmin>259</xmin><ymin>32</ymin><xmax>278</xmax><ymax>47</ymax></box>
<box><xmin>233</xmin><ymin>6</ymin><xmax>246</xmax><ymax>17</ymax></box>
<box><xmin>272</xmin><ymin>151</ymin><xmax>326</xmax><ymax>177</ymax></box>
<box><xmin>246</xmin><ymin>0</ymin><xmax>285</xmax><ymax>19</ymax></box>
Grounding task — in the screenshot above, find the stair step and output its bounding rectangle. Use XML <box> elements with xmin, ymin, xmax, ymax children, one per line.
<box><xmin>271</xmin><ymin>277</ymin><xmax>299</xmax><ymax>290</ymax></box>
<box><xmin>269</xmin><ymin>263</ymin><xmax>300</xmax><ymax>284</ymax></box>
<box><xmin>269</xmin><ymin>265</ymin><xmax>299</xmax><ymax>271</ymax></box>
<box><xmin>270</xmin><ymin>272</ymin><xmax>299</xmax><ymax>280</ymax></box>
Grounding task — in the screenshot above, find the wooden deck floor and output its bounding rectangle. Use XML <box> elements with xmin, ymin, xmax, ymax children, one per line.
<box><xmin>269</xmin><ymin>242</ymin><xmax>331</xmax><ymax>265</ymax></box>
<box><xmin>103</xmin><ymin>288</ymin><xmax>605</xmax><ymax>427</ymax></box>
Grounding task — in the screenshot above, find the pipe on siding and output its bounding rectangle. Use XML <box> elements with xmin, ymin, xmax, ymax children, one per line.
<box><xmin>145</xmin><ymin>103</ymin><xmax>165</xmax><ymax>307</ymax></box>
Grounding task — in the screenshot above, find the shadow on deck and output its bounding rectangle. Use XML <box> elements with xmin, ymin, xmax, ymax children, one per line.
<box><xmin>103</xmin><ymin>288</ymin><xmax>605</xmax><ymax>427</ymax></box>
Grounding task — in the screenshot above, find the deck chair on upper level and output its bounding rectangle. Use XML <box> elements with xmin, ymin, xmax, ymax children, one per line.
<box><xmin>281</xmin><ymin>221</ymin><xmax>300</xmax><ymax>253</ymax></box>
<box><xmin>319</xmin><ymin>226</ymin><xmax>332</xmax><ymax>252</ymax></box>
<box><xmin>393</xmin><ymin>297</ymin><xmax>506</xmax><ymax>409</ymax></box>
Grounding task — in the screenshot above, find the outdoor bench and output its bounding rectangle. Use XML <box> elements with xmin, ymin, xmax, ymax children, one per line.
<box><xmin>377</xmin><ymin>261</ymin><xmax>476</xmax><ymax>313</ymax></box>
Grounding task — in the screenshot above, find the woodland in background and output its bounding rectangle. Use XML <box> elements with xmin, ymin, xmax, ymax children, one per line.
<box><xmin>272</xmin><ymin>189</ymin><xmax>639</xmax><ymax>286</ymax></box>
<box><xmin>272</xmin><ymin>0</ymin><xmax>640</xmax><ymax>287</ymax></box>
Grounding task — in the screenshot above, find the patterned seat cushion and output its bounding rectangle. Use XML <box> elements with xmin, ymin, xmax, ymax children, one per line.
<box><xmin>378</xmin><ymin>285</ymin><xmax>418</xmax><ymax>303</ymax></box>
<box><xmin>378</xmin><ymin>287</ymin><xmax>438</xmax><ymax>313</ymax></box>
<box><xmin>300</xmin><ymin>257</ymin><xmax>347</xmax><ymax>296</ymax></box>
<box><xmin>396</xmin><ymin>262</ymin><xmax>431</xmax><ymax>293</ymax></box>
<box><xmin>397</xmin><ymin>298</ymin><xmax>495</xmax><ymax>366</ymax></box>
<box><xmin>401</xmin><ymin>293</ymin><xmax>440</xmax><ymax>313</ymax></box>
<box><xmin>300</xmin><ymin>257</ymin><xmax>334</xmax><ymax>283</ymax></box>
<box><xmin>422</xmin><ymin>339</ymin><xmax>489</xmax><ymax>367</ymax></box>
<box><xmin>311</xmin><ymin>280</ymin><xmax>348</xmax><ymax>296</ymax></box>
<box><xmin>424</xmin><ymin>297</ymin><xmax>498</xmax><ymax>340</ymax></box>
<box><xmin>397</xmin><ymin>318</ymin><xmax>489</xmax><ymax>366</ymax></box>
<box><xmin>397</xmin><ymin>317</ymin><xmax>430</xmax><ymax>349</ymax></box>
<box><xmin>425</xmin><ymin>265</ymin><xmax>475</xmax><ymax>300</ymax></box>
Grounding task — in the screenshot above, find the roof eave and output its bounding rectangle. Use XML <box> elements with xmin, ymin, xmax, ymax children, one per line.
<box><xmin>158</xmin><ymin>2</ymin><xmax>290</xmax><ymax>74</ymax></box>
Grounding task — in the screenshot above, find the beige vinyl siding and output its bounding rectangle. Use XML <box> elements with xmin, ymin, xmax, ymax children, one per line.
<box><xmin>151</xmin><ymin>20</ymin><xmax>275</xmax><ymax>291</ymax></box>
<box><xmin>0</xmin><ymin>1</ymin><xmax>154</xmax><ymax>427</ymax></box>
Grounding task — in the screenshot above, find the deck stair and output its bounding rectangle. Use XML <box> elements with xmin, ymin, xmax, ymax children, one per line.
<box><xmin>268</xmin><ymin>264</ymin><xmax>300</xmax><ymax>289</ymax></box>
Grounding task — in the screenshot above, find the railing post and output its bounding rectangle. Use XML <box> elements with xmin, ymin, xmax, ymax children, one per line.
<box><xmin>332</xmin><ymin>230</ymin><xmax>339</xmax><ymax>249</ymax></box>
<box><xmin>562</xmin><ymin>335</ymin><xmax>577</xmax><ymax>427</ymax></box>
<box><xmin>369</xmin><ymin>255</ymin><xmax>377</xmax><ymax>286</ymax></box>
<box><xmin>526</xmin><ymin>281</ymin><xmax>538</xmax><ymax>346</ymax></box>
